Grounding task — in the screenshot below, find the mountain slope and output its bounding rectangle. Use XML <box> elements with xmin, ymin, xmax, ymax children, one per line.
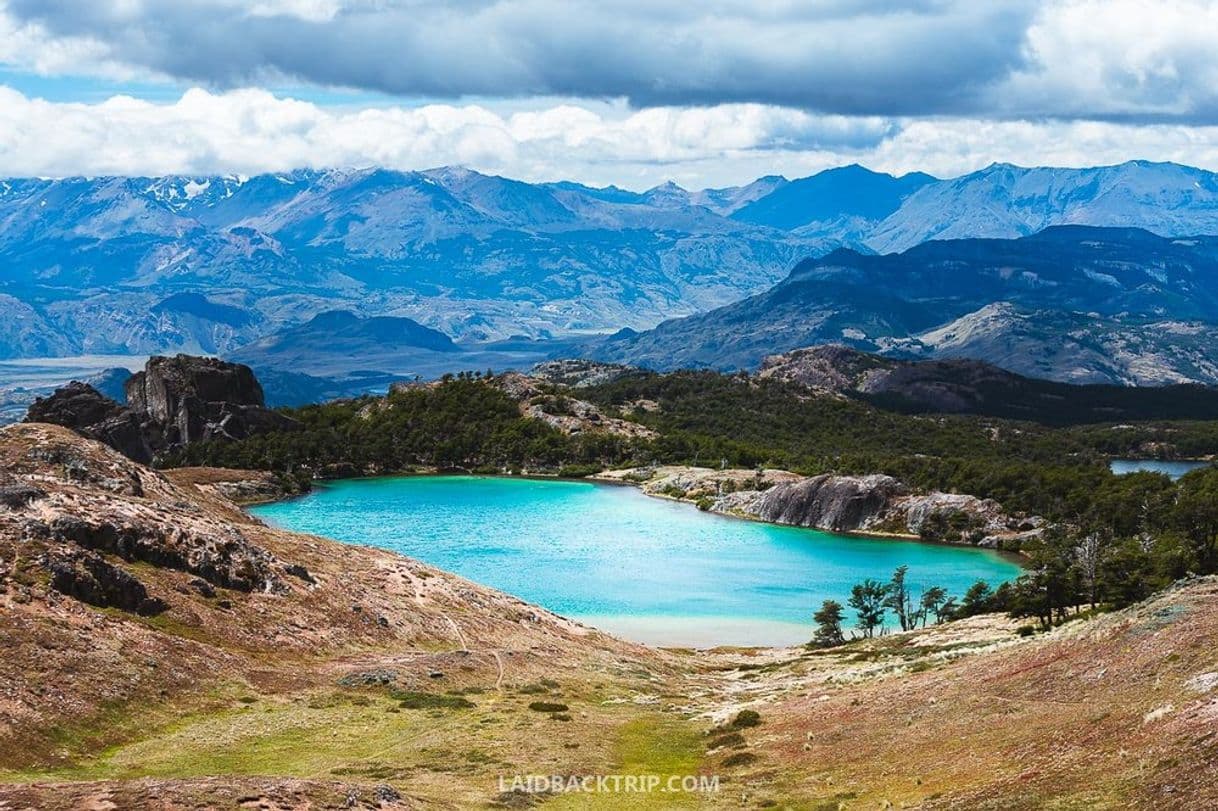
<box><xmin>914</xmin><ymin>303</ymin><xmax>1218</xmax><ymax>386</ymax></box>
<box><xmin>586</xmin><ymin>226</ymin><xmax>1218</xmax><ymax>384</ymax></box>
<box><xmin>0</xmin><ymin>168</ymin><xmax>830</xmax><ymax>356</ymax></box>
<box><xmin>733</xmin><ymin>164</ymin><xmax>934</xmax><ymax>234</ymax></box>
<box><xmin>759</xmin><ymin>344</ymin><xmax>1218</xmax><ymax>424</ymax></box>
<box><xmin>866</xmin><ymin>160</ymin><xmax>1218</xmax><ymax>253</ymax></box>
<box><xmin>3</xmin><ymin>423</ymin><xmax>1218</xmax><ymax>807</ymax></box>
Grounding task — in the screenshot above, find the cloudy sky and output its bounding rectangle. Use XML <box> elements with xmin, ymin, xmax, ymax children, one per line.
<box><xmin>2</xmin><ymin>0</ymin><xmax>1218</xmax><ymax>188</ymax></box>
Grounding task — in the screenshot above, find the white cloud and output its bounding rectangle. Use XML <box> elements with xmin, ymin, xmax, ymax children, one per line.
<box><xmin>1005</xmin><ymin>0</ymin><xmax>1218</xmax><ymax>120</ymax></box>
<box><xmin>3</xmin><ymin>0</ymin><xmax>1218</xmax><ymax>188</ymax></box>
<box><xmin>0</xmin><ymin>86</ymin><xmax>892</xmax><ymax>185</ymax></box>
<box><xmin>2</xmin><ymin>86</ymin><xmax>1218</xmax><ymax>188</ymax></box>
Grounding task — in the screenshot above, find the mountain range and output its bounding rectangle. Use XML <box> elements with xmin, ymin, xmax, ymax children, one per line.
<box><xmin>0</xmin><ymin>167</ymin><xmax>824</xmax><ymax>359</ymax></box>
<box><xmin>588</xmin><ymin>226</ymin><xmax>1218</xmax><ymax>386</ymax></box>
<box><xmin>6</xmin><ymin>160</ymin><xmax>1218</xmax><ymax>366</ymax></box>
<box><xmin>7</xmin><ymin>159</ymin><xmax>1218</xmax><ymax>400</ymax></box>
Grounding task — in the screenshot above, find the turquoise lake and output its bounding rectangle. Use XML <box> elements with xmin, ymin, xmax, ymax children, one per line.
<box><xmin>251</xmin><ymin>475</ymin><xmax>1024</xmax><ymax>647</ymax></box>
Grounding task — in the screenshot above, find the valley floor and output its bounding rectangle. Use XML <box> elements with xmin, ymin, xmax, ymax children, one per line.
<box><xmin>0</xmin><ymin>425</ymin><xmax>1215</xmax><ymax>809</ymax></box>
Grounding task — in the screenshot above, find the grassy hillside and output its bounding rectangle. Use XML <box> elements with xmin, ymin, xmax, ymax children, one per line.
<box><xmin>2</xmin><ymin>423</ymin><xmax>1216</xmax><ymax>807</ymax></box>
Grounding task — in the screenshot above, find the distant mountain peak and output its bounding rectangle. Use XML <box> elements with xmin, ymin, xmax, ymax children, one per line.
<box><xmin>586</xmin><ymin>225</ymin><xmax>1218</xmax><ymax>387</ymax></box>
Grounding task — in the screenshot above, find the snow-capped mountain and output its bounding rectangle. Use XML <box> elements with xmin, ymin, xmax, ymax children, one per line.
<box><xmin>6</xmin><ymin>160</ymin><xmax>1218</xmax><ymax>365</ymax></box>
<box><xmin>864</xmin><ymin>161</ymin><xmax>1218</xmax><ymax>253</ymax></box>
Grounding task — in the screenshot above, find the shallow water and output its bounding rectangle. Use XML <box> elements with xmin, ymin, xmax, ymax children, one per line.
<box><xmin>251</xmin><ymin>475</ymin><xmax>1023</xmax><ymax>647</ymax></box>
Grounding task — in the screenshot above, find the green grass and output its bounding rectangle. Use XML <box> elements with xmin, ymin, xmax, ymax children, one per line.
<box><xmin>7</xmin><ymin>692</ymin><xmax>461</xmax><ymax>783</ymax></box>
<box><xmin>546</xmin><ymin>715</ymin><xmax>709</xmax><ymax>810</ymax></box>
<box><xmin>0</xmin><ymin>681</ymin><xmax>257</xmax><ymax>779</ymax></box>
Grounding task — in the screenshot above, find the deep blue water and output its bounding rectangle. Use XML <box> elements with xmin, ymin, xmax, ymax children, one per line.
<box><xmin>1109</xmin><ymin>459</ymin><xmax>1211</xmax><ymax>480</ymax></box>
<box><xmin>251</xmin><ymin>475</ymin><xmax>1023</xmax><ymax>647</ymax></box>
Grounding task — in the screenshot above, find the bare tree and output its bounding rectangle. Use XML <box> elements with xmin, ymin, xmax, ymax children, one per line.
<box><xmin>1075</xmin><ymin>532</ymin><xmax>1105</xmax><ymax>609</ymax></box>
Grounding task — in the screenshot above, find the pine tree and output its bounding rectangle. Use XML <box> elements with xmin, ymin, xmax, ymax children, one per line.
<box><xmin>812</xmin><ymin>599</ymin><xmax>846</xmax><ymax>647</ymax></box>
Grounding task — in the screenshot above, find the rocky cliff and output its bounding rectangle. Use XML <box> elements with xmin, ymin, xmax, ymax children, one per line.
<box><xmin>125</xmin><ymin>355</ymin><xmax>295</xmax><ymax>446</ymax></box>
<box><xmin>736</xmin><ymin>473</ymin><xmax>909</xmax><ymax>533</ymax></box>
<box><xmin>25</xmin><ymin>355</ymin><xmax>298</xmax><ymax>463</ymax></box>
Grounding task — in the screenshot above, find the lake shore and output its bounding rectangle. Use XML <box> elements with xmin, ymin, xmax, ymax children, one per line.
<box><xmin>231</xmin><ymin>462</ymin><xmax>1036</xmax><ymax>560</ymax></box>
<box><xmin>249</xmin><ymin>473</ymin><xmax>1024</xmax><ymax>649</ymax></box>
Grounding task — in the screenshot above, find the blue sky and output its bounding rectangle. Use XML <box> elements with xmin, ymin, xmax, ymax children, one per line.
<box><xmin>1</xmin><ymin>1</ymin><xmax>1218</xmax><ymax>188</ymax></box>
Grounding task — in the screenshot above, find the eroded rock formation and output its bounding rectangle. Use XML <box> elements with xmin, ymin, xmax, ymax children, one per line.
<box><xmin>25</xmin><ymin>355</ymin><xmax>298</xmax><ymax>463</ymax></box>
<box><xmin>743</xmin><ymin>474</ymin><xmax>909</xmax><ymax>532</ymax></box>
<box><xmin>25</xmin><ymin>381</ymin><xmax>158</xmax><ymax>463</ymax></box>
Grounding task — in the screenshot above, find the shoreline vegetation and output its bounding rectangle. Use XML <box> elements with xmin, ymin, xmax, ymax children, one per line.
<box><xmin>164</xmin><ymin>368</ymin><xmax>1218</xmax><ymax>640</ymax></box>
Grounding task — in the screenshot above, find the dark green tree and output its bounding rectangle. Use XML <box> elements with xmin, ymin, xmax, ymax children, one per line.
<box><xmin>811</xmin><ymin>599</ymin><xmax>846</xmax><ymax>647</ymax></box>
<box><xmin>957</xmin><ymin>580</ymin><xmax>993</xmax><ymax>618</ymax></box>
<box><xmin>848</xmin><ymin>579</ymin><xmax>890</xmax><ymax>638</ymax></box>
<box><xmin>885</xmin><ymin>565</ymin><xmax>915</xmax><ymax>631</ymax></box>
<box><xmin>1175</xmin><ymin>468</ymin><xmax>1218</xmax><ymax>573</ymax></box>
<box><xmin>919</xmin><ymin>586</ymin><xmax>949</xmax><ymax>626</ymax></box>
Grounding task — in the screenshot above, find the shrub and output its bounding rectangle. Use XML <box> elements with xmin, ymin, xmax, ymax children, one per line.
<box><xmin>730</xmin><ymin>709</ymin><xmax>761</xmax><ymax>729</ymax></box>
<box><xmin>721</xmin><ymin>751</ymin><xmax>757</xmax><ymax>768</ymax></box>
<box><xmin>391</xmin><ymin>690</ymin><xmax>475</xmax><ymax>710</ymax></box>
<box><xmin>707</xmin><ymin>732</ymin><xmax>745</xmax><ymax>750</ymax></box>
<box><xmin>558</xmin><ymin>464</ymin><xmax>602</xmax><ymax>479</ymax></box>
<box><xmin>528</xmin><ymin>701</ymin><xmax>569</xmax><ymax>713</ymax></box>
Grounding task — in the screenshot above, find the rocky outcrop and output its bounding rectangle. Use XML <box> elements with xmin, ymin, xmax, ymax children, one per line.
<box><xmin>126</xmin><ymin>355</ymin><xmax>297</xmax><ymax>446</ymax></box>
<box><xmin>25</xmin><ymin>381</ymin><xmax>158</xmax><ymax>463</ymax></box>
<box><xmin>759</xmin><ymin>344</ymin><xmax>1047</xmax><ymax>414</ymax></box>
<box><xmin>496</xmin><ymin>372</ymin><xmax>658</xmax><ymax>439</ymax></box>
<box><xmin>46</xmin><ymin>548</ymin><xmax>168</xmax><ymax>616</ymax></box>
<box><xmin>604</xmin><ymin>465</ymin><xmax>1042</xmax><ymax>547</ymax></box>
<box><xmin>37</xmin><ymin>515</ymin><xmax>286</xmax><ymax>594</ymax></box>
<box><xmin>0</xmin><ymin>423</ymin><xmax>297</xmax><ymax>616</ymax></box>
<box><xmin>758</xmin><ymin>344</ymin><xmax>894</xmax><ymax>396</ymax></box>
<box><xmin>738</xmin><ymin>474</ymin><xmax>908</xmax><ymax>532</ymax></box>
<box><xmin>25</xmin><ymin>355</ymin><xmax>298</xmax><ymax>463</ymax></box>
<box><xmin>529</xmin><ymin>359</ymin><xmax>639</xmax><ymax>388</ymax></box>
